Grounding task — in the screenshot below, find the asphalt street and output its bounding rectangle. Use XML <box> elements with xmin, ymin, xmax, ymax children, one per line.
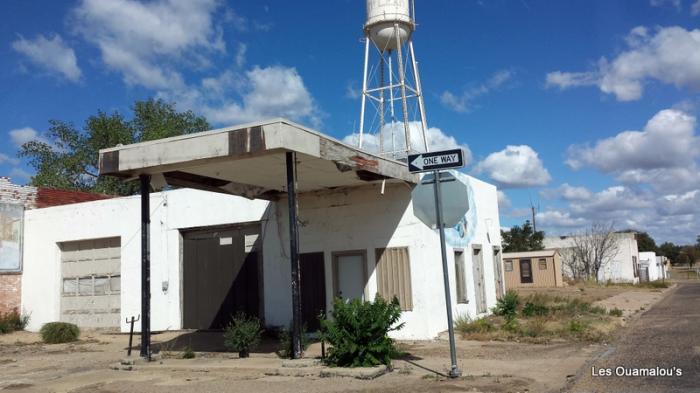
<box><xmin>567</xmin><ymin>282</ymin><xmax>700</xmax><ymax>393</ymax></box>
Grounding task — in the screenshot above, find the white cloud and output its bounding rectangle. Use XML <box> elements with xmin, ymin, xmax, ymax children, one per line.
<box><xmin>545</xmin><ymin>70</ymin><xmax>598</xmax><ymax>89</ymax></box>
<box><xmin>474</xmin><ymin>145</ymin><xmax>551</xmax><ymax>188</ymax></box>
<box><xmin>536</xmin><ymin>210</ymin><xmax>587</xmax><ymax>228</ymax></box>
<box><xmin>235</xmin><ymin>43</ymin><xmax>247</xmax><ymax>68</ymax></box>
<box><xmin>569</xmin><ymin>186</ymin><xmax>653</xmax><ymax>215</ymax></box>
<box><xmin>546</xmin><ymin>26</ymin><xmax>700</xmax><ymax>101</ymax></box>
<box><xmin>9</xmin><ymin>127</ymin><xmax>46</xmax><ymax>147</ymax></box>
<box><xmin>566</xmin><ymin>109</ymin><xmax>700</xmax><ymax>192</ymax></box>
<box><xmin>9</xmin><ymin>168</ymin><xmax>32</xmax><ymax>181</ymax></box>
<box><xmin>650</xmin><ymin>0</ymin><xmax>681</xmax><ymax>9</ymax></box>
<box><xmin>540</xmin><ymin>183</ymin><xmax>593</xmax><ymax>201</ymax></box>
<box><xmin>72</xmin><ymin>0</ymin><xmax>224</xmax><ymax>89</ymax></box>
<box><xmin>11</xmin><ymin>34</ymin><xmax>81</xmax><ymax>82</ymax></box>
<box><xmin>497</xmin><ymin>190</ymin><xmax>511</xmax><ymax>209</ymax></box>
<box><xmin>0</xmin><ymin>153</ymin><xmax>19</xmax><ymax>166</ymax></box>
<box><xmin>658</xmin><ymin>190</ymin><xmax>700</xmax><ymax>215</ymax></box>
<box><xmin>693</xmin><ymin>0</ymin><xmax>700</xmax><ymax>15</ymax></box>
<box><xmin>440</xmin><ymin>70</ymin><xmax>513</xmax><ymax>112</ymax></box>
<box><xmin>193</xmin><ymin>66</ymin><xmax>322</xmax><ymax>127</ymax></box>
<box><xmin>341</xmin><ymin>122</ymin><xmax>472</xmax><ymax>163</ymax></box>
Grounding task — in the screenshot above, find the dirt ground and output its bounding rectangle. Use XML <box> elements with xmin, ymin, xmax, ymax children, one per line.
<box><xmin>0</xmin><ymin>285</ymin><xmax>674</xmax><ymax>393</ymax></box>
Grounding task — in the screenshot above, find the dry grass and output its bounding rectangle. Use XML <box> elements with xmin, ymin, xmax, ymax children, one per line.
<box><xmin>455</xmin><ymin>292</ymin><xmax>624</xmax><ymax>344</ymax></box>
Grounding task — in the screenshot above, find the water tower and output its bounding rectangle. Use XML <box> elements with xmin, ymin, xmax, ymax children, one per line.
<box><xmin>357</xmin><ymin>0</ymin><xmax>430</xmax><ymax>158</ymax></box>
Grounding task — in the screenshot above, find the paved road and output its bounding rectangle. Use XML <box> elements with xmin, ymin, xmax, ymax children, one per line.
<box><xmin>568</xmin><ymin>282</ymin><xmax>700</xmax><ymax>393</ymax></box>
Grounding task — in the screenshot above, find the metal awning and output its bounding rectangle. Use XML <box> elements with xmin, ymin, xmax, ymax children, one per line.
<box><xmin>99</xmin><ymin>118</ymin><xmax>418</xmax><ymax>198</ymax></box>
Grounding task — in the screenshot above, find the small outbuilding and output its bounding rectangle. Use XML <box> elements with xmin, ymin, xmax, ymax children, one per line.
<box><xmin>502</xmin><ymin>249</ymin><xmax>563</xmax><ymax>288</ymax></box>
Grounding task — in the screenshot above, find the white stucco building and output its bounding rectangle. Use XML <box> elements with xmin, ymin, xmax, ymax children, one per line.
<box><xmin>639</xmin><ymin>251</ymin><xmax>668</xmax><ymax>282</ymax></box>
<box><xmin>544</xmin><ymin>232</ymin><xmax>640</xmax><ymax>284</ymax></box>
<box><xmin>21</xmin><ymin>120</ymin><xmax>503</xmax><ymax>340</ymax></box>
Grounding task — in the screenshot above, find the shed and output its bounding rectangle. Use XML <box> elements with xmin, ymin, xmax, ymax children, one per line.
<box><xmin>502</xmin><ymin>249</ymin><xmax>563</xmax><ymax>288</ymax></box>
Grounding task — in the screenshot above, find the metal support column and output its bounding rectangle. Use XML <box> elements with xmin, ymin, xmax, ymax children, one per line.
<box><xmin>286</xmin><ymin>152</ymin><xmax>303</xmax><ymax>359</ymax></box>
<box><xmin>358</xmin><ymin>38</ymin><xmax>370</xmax><ymax>149</ymax></box>
<box><xmin>432</xmin><ymin>170</ymin><xmax>460</xmax><ymax>378</ymax></box>
<box><xmin>409</xmin><ymin>41</ymin><xmax>430</xmax><ymax>153</ymax></box>
<box><xmin>139</xmin><ymin>174</ymin><xmax>151</xmax><ymax>360</ymax></box>
<box><xmin>394</xmin><ymin>23</ymin><xmax>412</xmax><ymax>154</ymax></box>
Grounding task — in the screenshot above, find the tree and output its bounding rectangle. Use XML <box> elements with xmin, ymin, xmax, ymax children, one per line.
<box><xmin>634</xmin><ymin>232</ymin><xmax>658</xmax><ymax>252</ymax></box>
<box><xmin>681</xmin><ymin>245</ymin><xmax>700</xmax><ymax>268</ymax></box>
<box><xmin>658</xmin><ymin>242</ymin><xmax>681</xmax><ymax>265</ymax></box>
<box><xmin>19</xmin><ymin>99</ymin><xmax>209</xmax><ymax>196</ymax></box>
<box><xmin>562</xmin><ymin>223</ymin><xmax>619</xmax><ymax>282</ymax></box>
<box><xmin>501</xmin><ymin>220</ymin><xmax>544</xmax><ymax>252</ymax></box>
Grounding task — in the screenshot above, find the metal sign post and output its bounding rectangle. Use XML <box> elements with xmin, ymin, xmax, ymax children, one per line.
<box><xmin>408</xmin><ymin>149</ymin><xmax>464</xmax><ymax>378</ymax></box>
<box><xmin>431</xmin><ymin>170</ymin><xmax>461</xmax><ymax>378</ymax></box>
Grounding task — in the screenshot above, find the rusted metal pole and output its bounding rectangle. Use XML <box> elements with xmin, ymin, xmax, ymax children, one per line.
<box><xmin>139</xmin><ymin>175</ymin><xmax>151</xmax><ymax>360</ymax></box>
<box><xmin>286</xmin><ymin>152</ymin><xmax>302</xmax><ymax>359</ymax></box>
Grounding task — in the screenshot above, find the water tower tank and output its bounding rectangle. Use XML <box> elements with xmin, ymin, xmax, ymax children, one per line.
<box><xmin>365</xmin><ymin>0</ymin><xmax>414</xmax><ymax>51</ymax></box>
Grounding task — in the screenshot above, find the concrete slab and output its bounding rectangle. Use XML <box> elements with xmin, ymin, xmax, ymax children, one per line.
<box><xmin>98</xmin><ymin>118</ymin><xmax>418</xmax><ymax>199</ymax></box>
<box><xmin>319</xmin><ymin>365</ymin><xmax>389</xmax><ymax>379</ymax></box>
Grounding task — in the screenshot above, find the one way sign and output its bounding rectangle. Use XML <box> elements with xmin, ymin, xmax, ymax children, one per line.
<box><xmin>408</xmin><ymin>148</ymin><xmax>465</xmax><ymax>173</ymax></box>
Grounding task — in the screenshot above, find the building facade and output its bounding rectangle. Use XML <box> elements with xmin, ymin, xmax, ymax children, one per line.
<box><xmin>544</xmin><ymin>233</ymin><xmax>640</xmax><ymax>284</ymax></box>
<box><xmin>21</xmin><ymin>175</ymin><xmax>502</xmax><ymax>340</ymax></box>
<box><xmin>502</xmin><ymin>249</ymin><xmax>563</xmax><ymax>288</ymax></box>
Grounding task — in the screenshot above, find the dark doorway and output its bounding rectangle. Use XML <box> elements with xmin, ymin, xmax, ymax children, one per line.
<box><xmin>300</xmin><ymin>252</ymin><xmax>326</xmax><ymax>332</ymax></box>
<box><xmin>520</xmin><ymin>259</ymin><xmax>533</xmax><ymax>284</ymax></box>
<box><xmin>182</xmin><ymin>224</ymin><xmax>262</xmax><ymax>330</ymax></box>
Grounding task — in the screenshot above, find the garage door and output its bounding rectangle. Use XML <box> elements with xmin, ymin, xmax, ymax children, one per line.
<box><xmin>60</xmin><ymin>237</ymin><xmax>121</xmax><ymax>329</ymax></box>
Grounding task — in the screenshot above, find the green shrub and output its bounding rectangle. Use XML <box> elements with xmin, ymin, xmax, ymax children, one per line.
<box><xmin>320</xmin><ymin>296</ymin><xmax>404</xmax><ymax>367</ymax></box>
<box><xmin>182</xmin><ymin>346</ymin><xmax>195</xmax><ymax>359</ymax></box>
<box><xmin>522</xmin><ymin>302</ymin><xmax>549</xmax><ymax>317</ymax></box>
<box><xmin>493</xmin><ymin>290</ymin><xmax>519</xmax><ymax>320</ymax></box>
<box><xmin>40</xmin><ymin>322</ymin><xmax>79</xmax><ymax>344</ymax></box>
<box><xmin>609</xmin><ymin>308</ymin><xmax>624</xmax><ymax>317</ymax></box>
<box><xmin>501</xmin><ymin>318</ymin><xmax>520</xmax><ymax>333</ymax></box>
<box><xmin>567</xmin><ymin>319</ymin><xmax>587</xmax><ymax>334</ymax></box>
<box><xmin>454</xmin><ymin>315</ymin><xmax>494</xmax><ymax>335</ymax></box>
<box><xmin>589</xmin><ymin>306</ymin><xmax>607</xmax><ymax>315</ymax></box>
<box><xmin>276</xmin><ymin>323</ymin><xmax>310</xmax><ymax>359</ymax></box>
<box><xmin>522</xmin><ymin>318</ymin><xmax>547</xmax><ymax>337</ymax></box>
<box><xmin>0</xmin><ymin>309</ymin><xmax>29</xmax><ymax>334</ymax></box>
<box><xmin>223</xmin><ymin>313</ymin><xmax>263</xmax><ymax>358</ymax></box>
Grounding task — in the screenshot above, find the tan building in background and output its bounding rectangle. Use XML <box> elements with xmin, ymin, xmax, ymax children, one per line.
<box><xmin>502</xmin><ymin>249</ymin><xmax>563</xmax><ymax>288</ymax></box>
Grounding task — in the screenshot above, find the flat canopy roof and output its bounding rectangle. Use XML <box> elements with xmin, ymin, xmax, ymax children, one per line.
<box><xmin>99</xmin><ymin>118</ymin><xmax>418</xmax><ymax>199</ymax></box>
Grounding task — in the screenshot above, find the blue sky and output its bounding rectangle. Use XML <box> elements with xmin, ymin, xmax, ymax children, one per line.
<box><xmin>1</xmin><ymin>0</ymin><xmax>699</xmax><ymax>244</ymax></box>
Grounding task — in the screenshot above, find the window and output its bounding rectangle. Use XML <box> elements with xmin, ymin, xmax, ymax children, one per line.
<box><xmin>62</xmin><ymin>275</ymin><xmax>121</xmax><ymax>296</ymax></box>
<box><xmin>633</xmin><ymin>256</ymin><xmax>638</xmax><ymax>278</ymax></box>
<box><xmin>376</xmin><ymin>247</ymin><xmax>413</xmax><ymax>311</ymax></box>
<box><xmin>520</xmin><ymin>259</ymin><xmax>533</xmax><ymax>283</ymax></box>
<box><xmin>538</xmin><ymin>258</ymin><xmax>547</xmax><ymax>270</ymax></box>
<box><xmin>504</xmin><ymin>259</ymin><xmax>513</xmax><ymax>271</ymax></box>
<box><xmin>454</xmin><ymin>251</ymin><xmax>467</xmax><ymax>304</ymax></box>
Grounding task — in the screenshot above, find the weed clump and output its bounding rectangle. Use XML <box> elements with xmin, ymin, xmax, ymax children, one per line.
<box><xmin>0</xmin><ymin>309</ymin><xmax>29</xmax><ymax>334</ymax></box>
<box><xmin>455</xmin><ymin>315</ymin><xmax>494</xmax><ymax>336</ymax></box>
<box><xmin>320</xmin><ymin>296</ymin><xmax>403</xmax><ymax>367</ymax></box>
<box><xmin>223</xmin><ymin>312</ymin><xmax>263</xmax><ymax>358</ymax></box>
<box><xmin>40</xmin><ymin>322</ymin><xmax>79</xmax><ymax>344</ymax></box>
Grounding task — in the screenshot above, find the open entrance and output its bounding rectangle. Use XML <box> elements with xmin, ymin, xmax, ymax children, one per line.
<box><xmin>182</xmin><ymin>223</ymin><xmax>263</xmax><ymax>330</ymax></box>
<box><xmin>519</xmin><ymin>259</ymin><xmax>533</xmax><ymax>284</ymax></box>
<box><xmin>300</xmin><ymin>252</ymin><xmax>326</xmax><ymax>331</ymax></box>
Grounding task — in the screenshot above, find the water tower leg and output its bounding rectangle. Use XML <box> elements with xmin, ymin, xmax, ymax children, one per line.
<box><xmin>358</xmin><ymin>38</ymin><xmax>370</xmax><ymax>149</ymax></box>
<box><xmin>409</xmin><ymin>41</ymin><xmax>430</xmax><ymax>153</ymax></box>
<box><xmin>379</xmin><ymin>52</ymin><xmax>385</xmax><ymax>153</ymax></box>
<box><xmin>394</xmin><ymin>23</ymin><xmax>412</xmax><ymax>154</ymax></box>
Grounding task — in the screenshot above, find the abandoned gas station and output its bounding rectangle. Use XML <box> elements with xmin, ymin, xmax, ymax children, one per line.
<box><xmin>20</xmin><ymin>119</ymin><xmax>503</xmax><ymax>358</ymax></box>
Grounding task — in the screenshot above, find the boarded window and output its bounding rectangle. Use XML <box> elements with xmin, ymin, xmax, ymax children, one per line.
<box><xmin>538</xmin><ymin>258</ymin><xmax>547</xmax><ymax>270</ymax></box>
<box><xmin>504</xmin><ymin>260</ymin><xmax>513</xmax><ymax>271</ymax></box>
<box><xmin>375</xmin><ymin>247</ymin><xmax>413</xmax><ymax>311</ymax></box>
<box><xmin>455</xmin><ymin>251</ymin><xmax>467</xmax><ymax>304</ymax></box>
<box><xmin>62</xmin><ymin>275</ymin><xmax>121</xmax><ymax>296</ymax></box>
